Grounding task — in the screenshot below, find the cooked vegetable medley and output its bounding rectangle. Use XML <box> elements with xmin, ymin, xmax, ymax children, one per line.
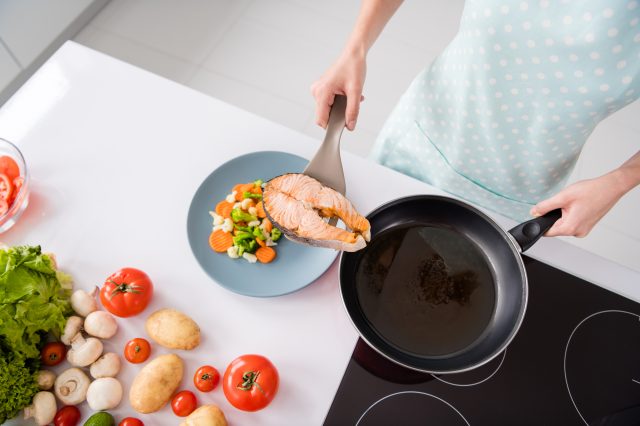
<box><xmin>209</xmin><ymin>180</ymin><xmax>281</xmax><ymax>263</ymax></box>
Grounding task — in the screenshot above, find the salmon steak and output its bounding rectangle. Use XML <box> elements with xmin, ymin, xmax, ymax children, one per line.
<box><xmin>262</xmin><ymin>173</ymin><xmax>371</xmax><ymax>252</ymax></box>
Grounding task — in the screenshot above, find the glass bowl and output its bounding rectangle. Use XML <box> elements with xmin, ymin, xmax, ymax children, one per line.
<box><xmin>0</xmin><ymin>138</ymin><xmax>29</xmax><ymax>232</ymax></box>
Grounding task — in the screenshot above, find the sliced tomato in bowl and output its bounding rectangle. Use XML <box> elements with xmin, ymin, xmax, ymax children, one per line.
<box><xmin>0</xmin><ymin>173</ymin><xmax>13</xmax><ymax>202</ymax></box>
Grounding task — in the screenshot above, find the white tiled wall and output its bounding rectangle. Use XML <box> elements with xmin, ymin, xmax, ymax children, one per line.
<box><xmin>72</xmin><ymin>0</ymin><xmax>639</xmax><ymax>271</ymax></box>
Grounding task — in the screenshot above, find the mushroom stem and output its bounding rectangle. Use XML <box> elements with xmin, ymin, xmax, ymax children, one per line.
<box><xmin>61</xmin><ymin>316</ymin><xmax>83</xmax><ymax>345</ymax></box>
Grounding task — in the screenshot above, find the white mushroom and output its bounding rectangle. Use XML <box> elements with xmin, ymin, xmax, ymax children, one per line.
<box><xmin>23</xmin><ymin>391</ymin><xmax>56</xmax><ymax>426</ymax></box>
<box><xmin>70</xmin><ymin>287</ymin><xmax>98</xmax><ymax>317</ymax></box>
<box><xmin>61</xmin><ymin>316</ymin><xmax>83</xmax><ymax>345</ymax></box>
<box><xmin>54</xmin><ymin>368</ymin><xmax>90</xmax><ymax>405</ymax></box>
<box><xmin>84</xmin><ymin>311</ymin><xmax>118</xmax><ymax>339</ymax></box>
<box><xmin>67</xmin><ymin>333</ymin><xmax>103</xmax><ymax>367</ymax></box>
<box><xmin>90</xmin><ymin>352</ymin><xmax>121</xmax><ymax>379</ymax></box>
<box><xmin>86</xmin><ymin>377</ymin><xmax>123</xmax><ymax>411</ymax></box>
<box><xmin>36</xmin><ymin>370</ymin><xmax>56</xmax><ymax>390</ymax></box>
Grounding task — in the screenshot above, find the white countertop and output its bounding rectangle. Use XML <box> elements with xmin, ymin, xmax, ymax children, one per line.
<box><xmin>0</xmin><ymin>41</ymin><xmax>638</xmax><ymax>425</ymax></box>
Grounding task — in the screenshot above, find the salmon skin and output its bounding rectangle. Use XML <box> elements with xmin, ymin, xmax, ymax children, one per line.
<box><xmin>262</xmin><ymin>173</ymin><xmax>371</xmax><ymax>252</ymax></box>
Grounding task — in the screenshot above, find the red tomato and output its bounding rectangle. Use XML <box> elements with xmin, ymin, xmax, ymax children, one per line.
<box><xmin>0</xmin><ymin>173</ymin><xmax>13</xmax><ymax>201</ymax></box>
<box><xmin>119</xmin><ymin>418</ymin><xmax>144</xmax><ymax>426</ymax></box>
<box><xmin>223</xmin><ymin>354</ymin><xmax>279</xmax><ymax>411</ymax></box>
<box><xmin>0</xmin><ymin>198</ymin><xmax>8</xmax><ymax>216</ymax></box>
<box><xmin>41</xmin><ymin>342</ymin><xmax>66</xmax><ymax>366</ymax></box>
<box><xmin>171</xmin><ymin>390</ymin><xmax>197</xmax><ymax>417</ymax></box>
<box><xmin>194</xmin><ymin>365</ymin><xmax>220</xmax><ymax>392</ymax></box>
<box><xmin>124</xmin><ymin>338</ymin><xmax>151</xmax><ymax>364</ymax></box>
<box><xmin>0</xmin><ymin>156</ymin><xmax>19</xmax><ymax>180</ymax></box>
<box><xmin>100</xmin><ymin>268</ymin><xmax>153</xmax><ymax>317</ymax></box>
<box><xmin>54</xmin><ymin>405</ymin><xmax>80</xmax><ymax>426</ymax></box>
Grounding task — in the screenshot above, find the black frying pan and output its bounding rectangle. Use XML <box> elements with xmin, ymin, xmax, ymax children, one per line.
<box><xmin>340</xmin><ymin>195</ymin><xmax>561</xmax><ymax>374</ymax></box>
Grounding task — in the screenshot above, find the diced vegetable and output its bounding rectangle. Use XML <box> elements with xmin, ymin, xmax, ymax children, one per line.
<box><xmin>242</xmin><ymin>253</ymin><xmax>257</xmax><ymax>263</ymax></box>
<box><xmin>271</xmin><ymin>228</ymin><xmax>282</xmax><ymax>241</ymax></box>
<box><xmin>243</xmin><ymin>191</ymin><xmax>262</xmax><ymax>200</ymax></box>
<box><xmin>230</xmin><ymin>209</ymin><xmax>257</xmax><ymax>224</ymax></box>
<box><xmin>254</xmin><ymin>179</ymin><xmax>263</xmax><ymax>186</ymax></box>
<box><xmin>252</xmin><ymin>227</ymin><xmax>266</xmax><ymax>241</ymax></box>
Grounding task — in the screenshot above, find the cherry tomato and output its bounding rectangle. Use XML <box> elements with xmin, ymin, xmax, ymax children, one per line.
<box><xmin>171</xmin><ymin>390</ymin><xmax>197</xmax><ymax>417</ymax></box>
<box><xmin>119</xmin><ymin>418</ymin><xmax>144</xmax><ymax>426</ymax></box>
<box><xmin>124</xmin><ymin>338</ymin><xmax>151</xmax><ymax>363</ymax></box>
<box><xmin>194</xmin><ymin>365</ymin><xmax>220</xmax><ymax>392</ymax></box>
<box><xmin>100</xmin><ymin>268</ymin><xmax>153</xmax><ymax>317</ymax></box>
<box><xmin>54</xmin><ymin>405</ymin><xmax>80</xmax><ymax>426</ymax></box>
<box><xmin>41</xmin><ymin>342</ymin><xmax>66</xmax><ymax>366</ymax></box>
<box><xmin>0</xmin><ymin>173</ymin><xmax>13</xmax><ymax>202</ymax></box>
<box><xmin>0</xmin><ymin>156</ymin><xmax>20</xmax><ymax>180</ymax></box>
<box><xmin>223</xmin><ymin>354</ymin><xmax>279</xmax><ymax>411</ymax></box>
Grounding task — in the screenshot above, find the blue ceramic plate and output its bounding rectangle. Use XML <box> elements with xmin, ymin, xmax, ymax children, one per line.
<box><xmin>187</xmin><ymin>151</ymin><xmax>339</xmax><ymax>297</ymax></box>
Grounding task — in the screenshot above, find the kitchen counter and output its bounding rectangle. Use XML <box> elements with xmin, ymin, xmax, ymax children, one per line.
<box><xmin>0</xmin><ymin>41</ymin><xmax>638</xmax><ymax>425</ymax></box>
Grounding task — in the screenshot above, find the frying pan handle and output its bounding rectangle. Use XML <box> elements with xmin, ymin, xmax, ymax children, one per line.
<box><xmin>508</xmin><ymin>209</ymin><xmax>562</xmax><ymax>252</ymax></box>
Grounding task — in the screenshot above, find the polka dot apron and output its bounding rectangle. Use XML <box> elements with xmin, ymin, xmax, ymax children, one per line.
<box><xmin>371</xmin><ymin>0</ymin><xmax>640</xmax><ymax>221</ymax></box>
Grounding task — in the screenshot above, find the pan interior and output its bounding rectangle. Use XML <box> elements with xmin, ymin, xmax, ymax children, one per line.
<box><xmin>355</xmin><ymin>223</ymin><xmax>496</xmax><ymax>357</ymax></box>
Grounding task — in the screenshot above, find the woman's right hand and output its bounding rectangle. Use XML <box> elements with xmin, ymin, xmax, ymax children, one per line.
<box><xmin>310</xmin><ymin>48</ymin><xmax>366</xmax><ymax>131</ymax></box>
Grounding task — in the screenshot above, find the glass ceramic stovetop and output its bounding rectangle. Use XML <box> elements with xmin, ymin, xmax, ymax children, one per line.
<box><xmin>324</xmin><ymin>256</ymin><xmax>640</xmax><ymax>426</ymax></box>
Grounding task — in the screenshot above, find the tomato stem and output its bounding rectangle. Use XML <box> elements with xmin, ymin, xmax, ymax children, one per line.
<box><xmin>108</xmin><ymin>279</ymin><xmax>142</xmax><ymax>299</ymax></box>
<box><xmin>236</xmin><ymin>370</ymin><xmax>265</xmax><ymax>394</ymax></box>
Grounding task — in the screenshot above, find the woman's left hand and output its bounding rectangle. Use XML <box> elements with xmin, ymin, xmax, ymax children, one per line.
<box><xmin>530</xmin><ymin>172</ymin><xmax>627</xmax><ymax>238</ymax></box>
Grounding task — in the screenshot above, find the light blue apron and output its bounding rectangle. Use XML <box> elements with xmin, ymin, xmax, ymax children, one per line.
<box><xmin>371</xmin><ymin>0</ymin><xmax>640</xmax><ymax>221</ymax></box>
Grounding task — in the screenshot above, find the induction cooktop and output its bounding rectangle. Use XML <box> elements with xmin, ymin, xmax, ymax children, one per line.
<box><xmin>324</xmin><ymin>256</ymin><xmax>640</xmax><ymax>425</ymax></box>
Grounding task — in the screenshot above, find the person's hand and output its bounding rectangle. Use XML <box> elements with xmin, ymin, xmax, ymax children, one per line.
<box><xmin>310</xmin><ymin>48</ymin><xmax>366</xmax><ymax>131</ymax></box>
<box><xmin>530</xmin><ymin>173</ymin><xmax>627</xmax><ymax>237</ymax></box>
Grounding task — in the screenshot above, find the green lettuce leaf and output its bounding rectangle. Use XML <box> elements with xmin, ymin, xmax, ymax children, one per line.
<box><xmin>0</xmin><ymin>246</ymin><xmax>72</xmax><ymax>360</ymax></box>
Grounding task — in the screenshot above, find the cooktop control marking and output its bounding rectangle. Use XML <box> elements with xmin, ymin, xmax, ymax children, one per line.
<box><xmin>564</xmin><ymin>310</ymin><xmax>640</xmax><ymax>426</ymax></box>
<box><xmin>431</xmin><ymin>349</ymin><xmax>507</xmax><ymax>387</ymax></box>
<box><xmin>355</xmin><ymin>391</ymin><xmax>470</xmax><ymax>426</ymax></box>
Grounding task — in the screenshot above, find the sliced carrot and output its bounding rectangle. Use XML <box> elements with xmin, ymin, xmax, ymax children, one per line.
<box><xmin>255</xmin><ymin>201</ymin><xmax>267</xmax><ymax>219</ymax></box>
<box><xmin>216</xmin><ymin>200</ymin><xmax>234</xmax><ymax>219</ymax></box>
<box><xmin>250</xmin><ymin>185</ymin><xmax>262</xmax><ymax>195</ymax></box>
<box><xmin>256</xmin><ymin>238</ymin><xmax>266</xmax><ymax>248</ymax></box>
<box><xmin>256</xmin><ymin>246</ymin><xmax>276</xmax><ymax>264</ymax></box>
<box><xmin>209</xmin><ymin>230</ymin><xmax>233</xmax><ymax>253</ymax></box>
<box><xmin>263</xmin><ymin>218</ymin><xmax>273</xmax><ymax>234</ymax></box>
<box><xmin>215</xmin><ymin>200</ymin><xmax>232</xmax><ymax>216</ymax></box>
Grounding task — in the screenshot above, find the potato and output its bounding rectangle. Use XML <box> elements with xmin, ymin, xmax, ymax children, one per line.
<box><xmin>180</xmin><ymin>405</ymin><xmax>228</xmax><ymax>426</ymax></box>
<box><xmin>129</xmin><ymin>354</ymin><xmax>183</xmax><ymax>413</ymax></box>
<box><xmin>145</xmin><ymin>308</ymin><xmax>200</xmax><ymax>350</ymax></box>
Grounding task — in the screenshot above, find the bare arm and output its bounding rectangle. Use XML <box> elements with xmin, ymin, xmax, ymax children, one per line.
<box><xmin>532</xmin><ymin>150</ymin><xmax>640</xmax><ymax>237</ymax></box>
<box><xmin>311</xmin><ymin>0</ymin><xmax>403</xmax><ymax>130</ymax></box>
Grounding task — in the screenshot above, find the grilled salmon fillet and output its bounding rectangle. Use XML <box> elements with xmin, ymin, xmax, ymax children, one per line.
<box><xmin>263</xmin><ymin>173</ymin><xmax>371</xmax><ymax>252</ymax></box>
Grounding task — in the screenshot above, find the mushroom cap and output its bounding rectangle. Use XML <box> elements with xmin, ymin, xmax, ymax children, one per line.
<box><xmin>70</xmin><ymin>288</ymin><xmax>98</xmax><ymax>317</ymax></box>
<box><xmin>36</xmin><ymin>370</ymin><xmax>56</xmax><ymax>390</ymax></box>
<box><xmin>84</xmin><ymin>311</ymin><xmax>118</xmax><ymax>339</ymax></box>
<box><xmin>90</xmin><ymin>352</ymin><xmax>122</xmax><ymax>378</ymax></box>
<box><xmin>67</xmin><ymin>335</ymin><xmax>103</xmax><ymax>367</ymax></box>
<box><xmin>54</xmin><ymin>368</ymin><xmax>91</xmax><ymax>405</ymax></box>
<box><xmin>24</xmin><ymin>391</ymin><xmax>57</xmax><ymax>426</ymax></box>
<box><xmin>87</xmin><ymin>377</ymin><xmax>123</xmax><ymax>411</ymax></box>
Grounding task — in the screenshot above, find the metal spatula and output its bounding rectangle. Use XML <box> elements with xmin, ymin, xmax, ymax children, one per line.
<box><xmin>303</xmin><ymin>94</ymin><xmax>347</xmax><ymax>196</ymax></box>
